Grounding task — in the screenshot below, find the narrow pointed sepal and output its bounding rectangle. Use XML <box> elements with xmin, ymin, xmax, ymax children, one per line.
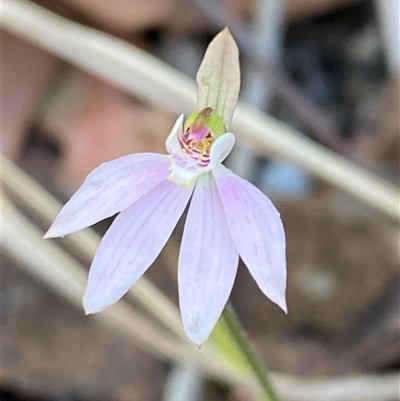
<box><xmin>44</xmin><ymin>153</ymin><xmax>170</xmax><ymax>238</ymax></box>
<box><xmin>213</xmin><ymin>165</ymin><xmax>287</xmax><ymax>313</ymax></box>
<box><xmin>196</xmin><ymin>28</ymin><xmax>240</xmax><ymax>129</ymax></box>
<box><xmin>83</xmin><ymin>179</ymin><xmax>194</xmax><ymax>314</ymax></box>
<box><xmin>178</xmin><ymin>173</ymin><xmax>239</xmax><ymax>345</ymax></box>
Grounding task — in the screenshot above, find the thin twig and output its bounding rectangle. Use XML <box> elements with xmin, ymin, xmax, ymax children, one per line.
<box><xmin>272</xmin><ymin>372</ymin><xmax>400</xmax><ymax>401</ymax></box>
<box><xmin>2</xmin><ymin>0</ymin><xmax>398</xmax><ymax>220</ymax></box>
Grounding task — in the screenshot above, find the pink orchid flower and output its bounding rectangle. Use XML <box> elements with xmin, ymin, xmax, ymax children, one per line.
<box><xmin>45</xmin><ymin>28</ymin><xmax>287</xmax><ymax>345</ymax></box>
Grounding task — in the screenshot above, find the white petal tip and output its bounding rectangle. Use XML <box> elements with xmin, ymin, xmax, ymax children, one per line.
<box><xmin>184</xmin><ymin>321</ymin><xmax>211</xmax><ymax>346</ymax></box>
<box><xmin>187</xmin><ymin>333</ymin><xmax>207</xmax><ymax>347</ymax></box>
<box><xmin>277</xmin><ymin>299</ymin><xmax>288</xmax><ymax>314</ymax></box>
<box><xmin>83</xmin><ymin>297</ymin><xmax>108</xmax><ymax>315</ymax></box>
<box><xmin>43</xmin><ymin>225</ymin><xmax>66</xmax><ymax>239</ymax></box>
<box><xmin>83</xmin><ymin>306</ymin><xmax>102</xmax><ymax>315</ymax></box>
<box><xmin>43</xmin><ymin>228</ymin><xmax>56</xmax><ymax>239</ymax></box>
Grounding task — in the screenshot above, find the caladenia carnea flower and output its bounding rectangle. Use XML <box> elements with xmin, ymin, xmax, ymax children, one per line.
<box><xmin>45</xmin><ymin>28</ymin><xmax>287</xmax><ymax>345</ymax></box>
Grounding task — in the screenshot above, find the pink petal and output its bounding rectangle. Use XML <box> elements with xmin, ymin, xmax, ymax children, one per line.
<box><xmin>83</xmin><ymin>179</ymin><xmax>193</xmax><ymax>314</ymax></box>
<box><xmin>44</xmin><ymin>153</ymin><xmax>170</xmax><ymax>238</ymax></box>
<box><xmin>213</xmin><ymin>166</ymin><xmax>287</xmax><ymax>312</ymax></box>
<box><xmin>178</xmin><ymin>173</ymin><xmax>239</xmax><ymax>345</ymax></box>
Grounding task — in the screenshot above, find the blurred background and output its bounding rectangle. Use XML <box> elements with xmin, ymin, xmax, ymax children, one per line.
<box><xmin>1</xmin><ymin>0</ymin><xmax>399</xmax><ymax>400</ymax></box>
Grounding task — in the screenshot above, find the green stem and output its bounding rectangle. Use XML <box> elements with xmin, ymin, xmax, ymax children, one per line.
<box><xmin>221</xmin><ymin>303</ymin><xmax>281</xmax><ymax>401</ymax></box>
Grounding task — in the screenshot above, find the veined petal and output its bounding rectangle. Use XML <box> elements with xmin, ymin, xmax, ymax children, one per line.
<box><xmin>213</xmin><ymin>165</ymin><xmax>287</xmax><ymax>312</ymax></box>
<box><xmin>44</xmin><ymin>153</ymin><xmax>170</xmax><ymax>238</ymax></box>
<box><xmin>179</xmin><ymin>173</ymin><xmax>239</xmax><ymax>345</ymax></box>
<box><xmin>83</xmin><ymin>179</ymin><xmax>193</xmax><ymax>314</ymax></box>
<box><xmin>196</xmin><ymin>28</ymin><xmax>240</xmax><ymax>129</ymax></box>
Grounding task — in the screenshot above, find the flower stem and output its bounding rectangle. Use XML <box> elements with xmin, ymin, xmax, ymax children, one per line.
<box><xmin>222</xmin><ymin>303</ymin><xmax>281</xmax><ymax>401</ymax></box>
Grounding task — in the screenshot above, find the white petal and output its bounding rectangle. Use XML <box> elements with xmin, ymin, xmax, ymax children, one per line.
<box><xmin>165</xmin><ymin>114</ymin><xmax>201</xmax><ymax>186</ymax></box>
<box><xmin>83</xmin><ymin>179</ymin><xmax>193</xmax><ymax>313</ymax></box>
<box><xmin>179</xmin><ymin>173</ymin><xmax>239</xmax><ymax>345</ymax></box>
<box><xmin>167</xmin><ymin>161</ymin><xmax>200</xmax><ymax>187</ymax></box>
<box><xmin>209</xmin><ymin>132</ymin><xmax>235</xmax><ymax>169</ymax></box>
<box><xmin>45</xmin><ymin>153</ymin><xmax>170</xmax><ymax>238</ymax></box>
<box><xmin>213</xmin><ymin>165</ymin><xmax>287</xmax><ymax>312</ymax></box>
<box><xmin>166</xmin><ymin>114</ymin><xmax>184</xmax><ymax>155</ymax></box>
